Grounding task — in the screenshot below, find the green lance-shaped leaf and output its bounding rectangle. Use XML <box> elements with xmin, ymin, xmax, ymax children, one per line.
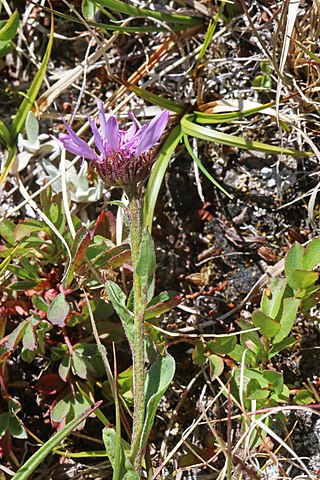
<box><xmin>252</xmin><ymin>310</ymin><xmax>280</xmax><ymax>339</ymax></box>
<box><xmin>103</xmin><ymin>427</ymin><xmax>139</xmax><ymax>480</ymax></box>
<box><xmin>105</xmin><ymin>280</ymin><xmax>134</xmax><ymax>347</ymax></box>
<box><xmin>47</xmin><ymin>293</ymin><xmax>70</xmax><ymax>326</ymax></box>
<box><xmin>12</xmin><ymin>401</ymin><xmax>102</xmax><ymax>480</ymax></box>
<box><xmin>124</xmin><ymin>83</ymin><xmax>187</xmax><ymax>114</ymax></box>
<box><xmin>261</xmin><ymin>277</ymin><xmax>287</xmax><ymax>319</ymax></box>
<box><xmin>140</xmin><ymin>354</ymin><xmax>175</xmax><ymax>451</ymax></box>
<box><xmin>136</xmin><ymin>228</ymin><xmax>156</xmax><ymax>301</ymax></box>
<box><xmin>181</xmin><ymin>114</ymin><xmax>312</xmax><ymax>157</ymax></box>
<box><xmin>0</xmin><ymin>9</ymin><xmax>19</xmax><ymax>53</ymax></box>
<box><xmin>0</xmin><ymin>120</ymin><xmax>12</xmax><ymax>147</ymax></box>
<box><xmin>183</xmin><ymin>134</ymin><xmax>231</xmax><ymax>198</ymax></box>
<box><xmin>94</xmin><ymin>0</ymin><xmax>203</xmax><ymax>26</ymax></box>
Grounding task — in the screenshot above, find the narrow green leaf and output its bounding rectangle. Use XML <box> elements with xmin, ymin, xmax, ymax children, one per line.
<box><xmin>181</xmin><ymin>114</ymin><xmax>312</xmax><ymax>157</ymax></box>
<box><xmin>143</xmin><ymin>124</ymin><xmax>182</xmax><ymax>231</ymax></box>
<box><xmin>95</xmin><ymin>0</ymin><xmax>203</xmax><ymax>26</ymax></box>
<box><xmin>12</xmin><ymin>402</ymin><xmax>102</xmax><ymax>480</ymax></box>
<box><xmin>184</xmin><ymin>134</ymin><xmax>232</xmax><ymax>198</ymax></box>
<box><xmin>0</xmin><ymin>9</ymin><xmax>19</xmax><ymax>46</ymax></box>
<box><xmin>269</xmin><ymin>336</ymin><xmax>295</xmax><ymax>358</ymax></box>
<box><xmin>9</xmin><ymin>16</ymin><xmax>53</xmax><ymax>141</ymax></box>
<box><xmin>105</xmin><ymin>281</ymin><xmax>134</xmax><ymax>346</ymax></box>
<box><xmin>103</xmin><ymin>428</ymin><xmax>139</xmax><ymax>480</ymax></box>
<box><xmin>195</xmin><ymin>1</ymin><xmax>224</xmax><ymax>67</ymax></box>
<box><xmin>291</xmin><ymin>37</ymin><xmax>320</xmax><ymax>63</ymax></box>
<box><xmin>195</xmin><ymin>101</ymin><xmax>283</xmax><ymax>124</ymax></box>
<box><xmin>124</xmin><ymin>84</ymin><xmax>187</xmax><ymax>114</ymax></box>
<box><xmin>0</xmin><ymin>119</ymin><xmax>12</xmax><ymax>147</ymax></box>
<box><xmin>141</xmin><ymin>354</ymin><xmax>175</xmax><ymax>450</ymax></box>
<box><xmin>252</xmin><ymin>310</ymin><xmax>280</xmax><ymax>338</ymax></box>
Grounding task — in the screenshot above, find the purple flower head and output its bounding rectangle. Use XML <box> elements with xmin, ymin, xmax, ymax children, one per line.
<box><xmin>57</xmin><ymin>100</ymin><xmax>169</xmax><ymax>196</ymax></box>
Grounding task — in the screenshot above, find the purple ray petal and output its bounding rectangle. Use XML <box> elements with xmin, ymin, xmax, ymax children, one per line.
<box><xmin>96</xmin><ymin>99</ymin><xmax>109</xmax><ymax>139</ymax></box>
<box><xmin>129</xmin><ymin>111</ymin><xmax>142</xmax><ymax>128</ymax></box>
<box><xmin>135</xmin><ymin>110</ymin><xmax>169</xmax><ymax>156</ymax></box>
<box><xmin>104</xmin><ymin>115</ymin><xmax>119</xmax><ymax>151</ymax></box>
<box><xmin>123</xmin><ymin>122</ymin><xmax>137</xmax><ymax>144</ymax></box>
<box><xmin>59</xmin><ymin>115</ymin><xmax>96</xmax><ymax>160</ymax></box>
<box><xmin>58</xmin><ymin>134</ymin><xmax>96</xmax><ymax>161</ymax></box>
<box><xmin>87</xmin><ymin>115</ymin><xmax>105</xmax><ymax>158</ymax></box>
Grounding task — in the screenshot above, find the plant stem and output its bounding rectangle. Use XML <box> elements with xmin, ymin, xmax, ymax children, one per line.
<box><xmin>129</xmin><ymin>195</ymin><xmax>146</xmax><ymax>475</ymax></box>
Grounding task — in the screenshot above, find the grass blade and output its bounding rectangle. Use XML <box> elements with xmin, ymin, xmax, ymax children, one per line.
<box><xmin>143</xmin><ymin>124</ymin><xmax>182</xmax><ymax>231</ymax></box>
<box><xmin>9</xmin><ymin>16</ymin><xmax>53</xmax><ymax>142</ymax></box>
<box><xmin>95</xmin><ymin>0</ymin><xmax>203</xmax><ymax>26</ymax></box>
<box><xmin>123</xmin><ymin>82</ymin><xmax>187</xmax><ymax>114</ymax></box>
<box><xmin>181</xmin><ymin>114</ymin><xmax>311</xmax><ymax>157</ymax></box>
<box><xmin>183</xmin><ymin>134</ymin><xmax>232</xmax><ymax>198</ymax></box>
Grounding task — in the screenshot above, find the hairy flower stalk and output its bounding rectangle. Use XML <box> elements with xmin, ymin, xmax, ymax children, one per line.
<box><xmin>58</xmin><ymin>101</ymin><xmax>169</xmax><ymax>476</ymax></box>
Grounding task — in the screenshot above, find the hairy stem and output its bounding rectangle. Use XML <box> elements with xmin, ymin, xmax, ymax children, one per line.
<box><xmin>129</xmin><ymin>195</ymin><xmax>146</xmax><ymax>475</ymax></box>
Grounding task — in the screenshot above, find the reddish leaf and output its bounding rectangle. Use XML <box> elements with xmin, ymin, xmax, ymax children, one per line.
<box><xmin>145</xmin><ymin>291</ymin><xmax>183</xmax><ymax>320</ymax></box>
<box><xmin>95</xmin><ymin>211</ymin><xmax>116</xmax><ymax>242</ymax></box>
<box><xmin>37</xmin><ymin>373</ymin><xmax>67</xmax><ymax>395</ymax></box>
<box><xmin>0</xmin><ymin>431</ymin><xmax>11</xmax><ymax>458</ymax></box>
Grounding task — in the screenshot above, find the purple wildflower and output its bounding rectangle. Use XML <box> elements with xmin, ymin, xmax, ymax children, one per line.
<box><xmin>58</xmin><ymin>100</ymin><xmax>169</xmax><ymax>196</ymax></box>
